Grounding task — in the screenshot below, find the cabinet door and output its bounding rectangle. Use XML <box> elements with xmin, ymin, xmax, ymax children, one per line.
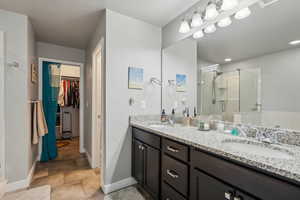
<box><xmin>133</xmin><ymin>139</ymin><xmax>145</xmax><ymax>184</ymax></box>
<box><xmin>144</xmin><ymin>144</ymin><xmax>160</xmax><ymax>199</ymax></box>
<box><xmin>234</xmin><ymin>191</ymin><xmax>258</xmax><ymax>200</ymax></box>
<box><xmin>190</xmin><ymin>169</ymin><xmax>234</xmax><ymax>200</ymax></box>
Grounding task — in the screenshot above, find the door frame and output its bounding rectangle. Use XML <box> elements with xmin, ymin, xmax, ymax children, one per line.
<box><xmin>38</xmin><ymin>57</ymin><xmax>85</xmax><ymax>158</ymax></box>
<box><xmin>91</xmin><ymin>37</ymin><xmax>105</xmax><ymax>186</ymax></box>
<box><xmin>0</xmin><ymin>31</ymin><xmax>6</xmax><ymax>180</ymax></box>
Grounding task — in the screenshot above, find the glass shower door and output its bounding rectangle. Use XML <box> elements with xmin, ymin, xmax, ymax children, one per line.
<box><xmin>240</xmin><ymin>68</ymin><xmax>261</xmax><ymax>112</ymax></box>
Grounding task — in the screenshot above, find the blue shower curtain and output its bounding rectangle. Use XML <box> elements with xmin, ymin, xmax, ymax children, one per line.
<box><xmin>41</xmin><ymin>61</ymin><xmax>61</xmax><ymax>162</ymax></box>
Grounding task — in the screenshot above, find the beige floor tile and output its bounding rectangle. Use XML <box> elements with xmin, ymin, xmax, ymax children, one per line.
<box><xmin>81</xmin><ymin>175</ymin><xmax>101</xmax><ymax>197</ymax></box>
<box><xmin>51</xmin><ymin>183</ymin><xmax>86</xmax><ymax>200</ymax></box>
<box><xmin>33</xmin><ymin>167</ymin><xmax>49</xmax><ymax>180</ymax></box>
<box><xmin>64</xmin><ymin>169</ymin><xmax>96</xmax><ymax>184</ymax></box>
<box><xmin>31</xmin><ymin>173</ymin><xmax>64</xmax><ymax>189</ymax></box>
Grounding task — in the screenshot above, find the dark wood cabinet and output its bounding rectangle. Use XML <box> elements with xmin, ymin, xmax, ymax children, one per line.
<box><xmin>133</xmin><ymin>139</ymin><xmax>145</xmax><ymax>184</ymax></box>
<box><xmin>190</xmin><ymin>168</ymin><xmax>234</xmax><ymax>200</ymax></box>
<box><xmin>144</xmin><ymin>144</ymin><xmax>160</xmax><ymax>199</ymax></box>
<box><xmin>132</xmin><ymin>128</ymin><xmax>160</xmax><ymax>199</ymax></box>
<box><xmin>235</xmin><ymin>191</ymin><xmax>258</xmax><ymax>200</ymax></box>
<box><xmin>132</xmin><ymin>126</ymin><xmax>300</xmax><ymax>200</ymax></box>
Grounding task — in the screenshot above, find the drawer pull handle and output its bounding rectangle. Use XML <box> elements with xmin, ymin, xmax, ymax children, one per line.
<box><xmin>165</xmin><ymin>198</ymin><xmax>171</xmax><ymax>200</ymax></box>
<box><xmin>167</xmin><ymin>146</ymin><xmax>179</xmax><ymax>153</ymax></box>
<box><xmin>225</xmin><ymin>192</ymin><xmax>232</xmax><ymax>200</ymax></box>
<box><xmin>167</xmin><ymin>169</ymin><xmax>179</xmax><ymax>179</ymax></box>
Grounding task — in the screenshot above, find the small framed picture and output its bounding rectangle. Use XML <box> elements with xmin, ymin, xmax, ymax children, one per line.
<box><xmin>128</xmin><ymin>67</ymin><xmax>144</xmax><ymax>89</ymax></box>
<box><xmin>176</xmin><ymin>74</ymin><xmax>187</xmax><ymax>92</ymax></box>
<box><xmin>31</xmin><ymin>63</ymin><xmax>38</xmax><ymax>83</ymax></box>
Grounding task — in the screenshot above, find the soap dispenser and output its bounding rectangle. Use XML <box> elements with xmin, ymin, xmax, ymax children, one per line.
<box><xmin>183</xmin><ymin>108</ymin><xmax>191</xmax><ymax>126</ymax></box>
<box><xmin>161</xmin><ymin>109</ymin><xmax>167</xmax><ymax>122</ymax></box>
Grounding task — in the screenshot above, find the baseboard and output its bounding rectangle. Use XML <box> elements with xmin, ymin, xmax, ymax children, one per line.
<box><xmin>84</xmin><ymin>149</ymin><xmax>93</xmax><ymax>168</ymax></box>
<box><xmin>0</xmin><ymin>178</ymin><xmax>7</xmax><ymax>198</ymax></box>
<box><xmin>6</xmin><ymin>156</ymin><xmax>38</xmax><ymax>193</ymax></box>
<box><xmin>102</xmin><ymin>177</ymin><xmax>137</xmax><ymax>194</ymax></box>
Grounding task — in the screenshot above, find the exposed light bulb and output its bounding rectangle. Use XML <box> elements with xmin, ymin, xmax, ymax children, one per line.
<box><xmin>289</xmin><ymin>40</ymin><xmax>300</xmax><ymax>46</ymax></box>
<box><xmin>179</xmin><ymin>20</ymin><xmax>190</xmax><ymax>33</ymax></box>
<box><xmin>235</xmin><ymin>7</ymin><xmax>251</xmax><ymax>20</ymax></box>
<box><xmin>217</xmin><ymin>17</ymin><xmax>232</xmax><ymax>28</ymax></box>
<box><xmin>205</xmin><ymin>3</ymin><xmax>219</xmax><ymax>21</ymax></box>
<box><xmin>204</xmin><ymin>24</ymin><xmax>217</xmax><ymax>34</ymax></box>
<box><xmin>191</xmin><ymin>12</ymin><xmax>203</xmax><ymax>28</ymax></box>
<box><xmin>221</xmin><ymin>0</ymin><xmax>239</xmax><ymax>11</ymax></box>
<box><xmin>193</xmin><ymin>30</ymin><xmax>204</xmax><ymax>39</ymax></box>
<box><xmin>225</xmin><ymin>58</ymin><xmax>232</xmax><ymax>62</ymax></box>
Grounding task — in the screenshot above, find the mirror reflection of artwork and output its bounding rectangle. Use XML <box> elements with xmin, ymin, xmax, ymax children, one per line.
<box><xmin>176</xmin><ymin>74</ymin><xmax>186</xmax><ymax>92</ymax></box>
<box><xmin>128</xmin><ymin>67</ymin><xmax>144</xmax><ymax>89</ymax></box>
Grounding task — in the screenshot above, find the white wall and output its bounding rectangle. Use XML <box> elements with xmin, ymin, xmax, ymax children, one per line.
<box><xmin>26</xmin><ymin>18</ymin><xmax>38</xmax><ymax>174</ymax></box>
<box><xmin>0</xmin><ymin>31</ymin><xmax>5</xmax><ymax>179</ymax></box>
<box><xmin>105</xmin><ymin>9</ymin><xmax>161</xmax><ymax>185</ymax></box>
<box><xmin>85</xmin><ymin>10</ymin><xmax>106</xmax><ymax>159</ymax></box>
<box><xmin>85</xmin><ymin>9</ymin><xmax>162</xmax><ymax>189</ymax></box>
<box><xmin>162</xmin><ymin>39</ymin><xmax>197</xmax><ymax>114</ymax></box>
<box><xmin>0</xmin><ymin>9</ymin><xmax>37</xmax><ymax>183</ymax></box>
<box><xmin>37</xmin><ymin>42</ymin><xmax>85</xmax><ymax>63</ymax></box>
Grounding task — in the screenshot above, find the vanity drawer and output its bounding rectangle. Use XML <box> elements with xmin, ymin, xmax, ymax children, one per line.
<box><xmin>191</xmin><ymin>148</ymin><xmax>300</xmax><ymax>200</ymax></box>
<box><xmin>162</xmin><ymin>138</ymin><xmax>189</xmax><ymax>162</ymax></box>
<box><xmin>162</xmin><ymin>155</ymin><xmax>188</xmax><ymax>196</ymax></box>
<box><xmin>162</xmin><ymin>182</ymin><xmax>186</xmax><ymax>200</ymax></box>
<box><xmin>133</xmin><ymin>127</ymin><xmax>161</xmax><ymax>149</ymax></box>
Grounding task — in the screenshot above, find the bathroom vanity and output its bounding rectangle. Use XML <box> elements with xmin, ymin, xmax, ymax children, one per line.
<box><xmin>131</xmin><ymin>119</ymin><xmax>300</xmax><ymax>200</ymax></box>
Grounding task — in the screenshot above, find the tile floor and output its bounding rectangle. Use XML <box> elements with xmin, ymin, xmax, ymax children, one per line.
<box><xmin>30</xmin><ymin>137</ymin><xmax>104</xmax><ymax>200</ymax></box>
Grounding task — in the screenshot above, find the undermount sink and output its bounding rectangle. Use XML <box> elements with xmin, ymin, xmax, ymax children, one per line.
<box><xmin>222</xmin><ymin>139</ymin><xmax>294</xmax><ymax>160</ymax></box>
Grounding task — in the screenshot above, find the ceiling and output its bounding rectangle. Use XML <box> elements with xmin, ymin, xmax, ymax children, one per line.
<box><xmin>0</xmin><ymin>0</ymin><xmax>199</xmax><ymax>49</ymax></box>
<box><xmin>197</xmin><ymin>0</ymin><xmax>300</xmax><ymax>65</ymax></box>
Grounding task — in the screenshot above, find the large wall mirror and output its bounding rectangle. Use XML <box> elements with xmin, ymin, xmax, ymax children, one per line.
<box><xmin>162</xmin><ymin>0</ymin><xmax>300</xmax><ymax>131</ymax></box>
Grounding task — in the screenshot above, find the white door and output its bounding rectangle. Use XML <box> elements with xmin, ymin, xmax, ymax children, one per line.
<box><xmin>92</xmin><ymin>40</ymin><xmax>103</xmax><ymax>174</ymax></box>
<box><xmin>95</xmin><ymin>49</ymin><xmax>102</xmax><ymax>168</ymax></box>
<box><xmin>0</xmin><ymin>31</ymin><xmax>6</xmax><ymax>180</ymax></box>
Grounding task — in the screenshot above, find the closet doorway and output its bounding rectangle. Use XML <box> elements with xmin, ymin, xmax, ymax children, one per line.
<box><xmin>38</xmin><ymin>58</ymin><xmax>84</xmax><ymax>160</ymax></box>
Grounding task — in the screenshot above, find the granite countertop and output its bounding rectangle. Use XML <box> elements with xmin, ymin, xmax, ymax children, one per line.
<box><xmin>130</xmin><ymin>117</ymin><xmax>300</xmax><ymax>184</ymax></box>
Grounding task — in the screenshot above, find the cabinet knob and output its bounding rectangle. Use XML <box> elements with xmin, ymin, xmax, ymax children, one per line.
<box><xmin>165</xmin><ymin>198</ymin><xmax>171</xmax><ymax>200</ymax></box>
<box><xmin>138</xmin><ymin>145</ymin><xmax>145</xmax><ymax>150</ymax></box>
<box><xmin>167</xmin><ymin>146</ymin><xmax>179</xmax><ymax>153</ymax></box>
<box><xmin>234</xmin><ymin>196</ymin><xmax>243</xmax><ymax>200</ymax></box>
<box><xmin>166</xmin><ymin>169</ymin><xmax>179</xmax><ymax>179</ymax></box>
<box><xmin>225</xmin><ymin>191</ymin><xmax>232</xmax><ymax>200</ymax></box>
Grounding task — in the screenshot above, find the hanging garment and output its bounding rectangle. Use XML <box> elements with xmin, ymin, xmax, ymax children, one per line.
<box><xmin>57</xmin><ymin>80</ymin><xmax>64</xmax><ymax>106</ymax></box>
<box><xmin>41</xmin><ymin>61</ymin><xmax>61</xmax><ymax>162</ymax></box>
<box><xmin>32</xmin><ymin>101</ymin><xmax>48</xmax><ymax>144</ymax></box>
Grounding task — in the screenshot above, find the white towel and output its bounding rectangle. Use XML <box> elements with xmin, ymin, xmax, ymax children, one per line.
<box><xmin>32</xmin><ymin>101</ymin><xmax>48</xmax><ymax>144</ymax></box>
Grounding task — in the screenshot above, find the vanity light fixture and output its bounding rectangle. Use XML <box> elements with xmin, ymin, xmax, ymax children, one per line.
<box><xmin>289</xmin><ymin>40</ymin><xmax>300</xmax><ymax>46</ymax></box>
<box><xmin>225</xmin><ymin>58</ymin><xmax>232</xmax><ymax>62</ymax></box>
<box><xmin>221</xmin><ymin>0</ymin><xmax>239</xmax><ymax>11</ymax></box>
<box><xmin>179</xmin><ymin>19</ymin><xmax>191</xmax><ymax>33</ymax></box>
<box><xmin>205</xmin><ymin>3</ymin><xmax>219</xmax><ymax>21</ymax></box>
<box><xmin>193</xmin><ymin>30</ymin><xmax>204</xmax><ymax>39</ymax></box>
<box><xmin>191</xmin><ymin>12</ymin><xmax>203</xmax><ymax>28</ymax></box>
<box><xmin>235</xmin><ymin>7</ymin><xmax>251</xmax><ymax>20</ymax></box>
<box><xmin>204</xmin><ymin>24</ymin><xmax>217</xmax><ymax>34</ymax></box>
<box><xmin>217</xmin><ymin>17</ymin><xmax>232</xmax><ymax>28</ymax></box>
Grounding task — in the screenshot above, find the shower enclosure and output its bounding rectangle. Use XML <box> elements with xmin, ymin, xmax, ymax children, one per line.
<box><xmin>199</xmin><ymin>66</ymin><xmax>261</xmax><ymax>121</ymax></box>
